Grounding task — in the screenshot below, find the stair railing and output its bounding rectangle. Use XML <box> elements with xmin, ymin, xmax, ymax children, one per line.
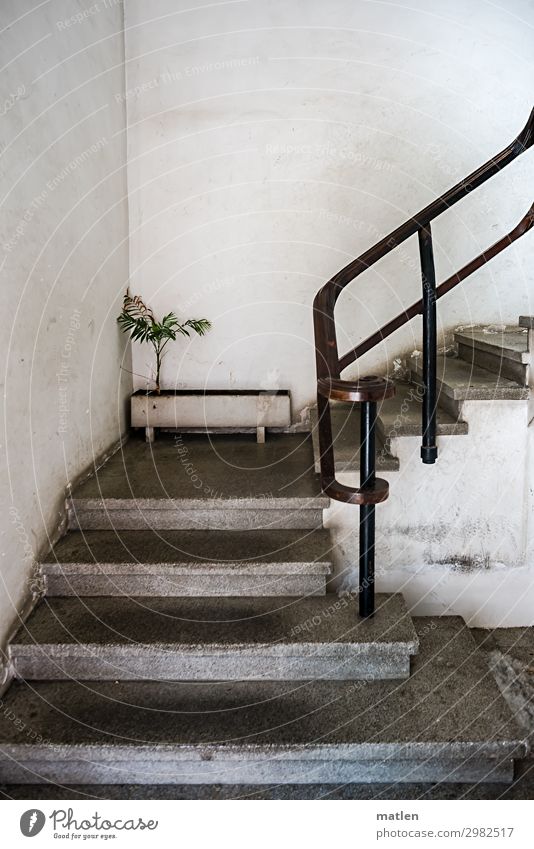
<box><xmin>313</xmin><ymin>109</ymin><xmax>534</xmax><ymax>618</ymax></box>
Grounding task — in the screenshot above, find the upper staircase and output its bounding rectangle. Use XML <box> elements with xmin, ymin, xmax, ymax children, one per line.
<box><xmin>311</xmin><ymin>323</ymin><xmax>529</xmax><ymax>473</ymax></box>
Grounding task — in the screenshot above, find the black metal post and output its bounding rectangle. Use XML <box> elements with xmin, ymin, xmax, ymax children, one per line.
<box><xmin>418</xmin><ymin>225</ymin><xmax>438</xmax><ymax>464</ymax></box>
<box><xmin>359</xmin><ymin>400</ymin><xmax>376</xmax><ymax>617</ymax></box>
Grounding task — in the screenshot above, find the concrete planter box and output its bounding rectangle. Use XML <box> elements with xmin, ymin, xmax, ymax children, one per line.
<box><xmin>131</xmin><ymin>389</ymin><xmax>291</xmax><ymax>443</ymax></box>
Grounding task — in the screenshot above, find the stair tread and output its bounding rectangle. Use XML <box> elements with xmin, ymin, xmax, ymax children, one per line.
<box><xmin>310</xmin><ymin>405</ymin><xmax>399</xmax><ymax>473</ymax></box>
<box><xmin>43</xmin><ymin>529</ymin><xmax>333</xmax><ymax>574</ymax></box>
<box><xmin>455</xmin><ymin>326</ymin><xmax>529</xmax><ymax>363</ymax></box>
<box><xmin>412</xmin><ymin>355</ymin><xmax>529</xmax><ymax>401</ymax></box>
<box><xmin>11</xmin><ymin>593</ymin><xmax>417</xmax><ymax>651</ymax></box>
<box><xmin>71</xmin><ymin>433</ymin><xmax>327</xmax><ymax>506</ymax></box>
<box><xmin>311</xmin><ymin>380</ymin><xmax>467</xmax><ymax>472</ymax></box>
<box><xmin>378</xmin><ymin>381</ymin><xmax>468</xmax><ymax>437</ymax></box>
<box><xmin>1</xmin><ymin>618</ymin><xmax>524</xmax><ymax>757</ymax></box>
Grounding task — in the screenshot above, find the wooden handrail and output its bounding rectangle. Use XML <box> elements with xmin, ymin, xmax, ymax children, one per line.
<box><xmin>338</xmin><ymin>202</ymin><xmax>534</xmax><ymax>372</ymax></box>
<box><xmin>313</xmin><ymin>109</ymin><xmax>533</xmax><ymax>519</ymax></box>
<box><xmin>314</xmin><ymin>108</ymin><xmax>534</xmax><ymax>384</ymax></box>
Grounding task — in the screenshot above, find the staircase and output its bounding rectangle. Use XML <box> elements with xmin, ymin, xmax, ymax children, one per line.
<box><xmin>312</xmin><ymin>324</ymin><xmax>529</xmax><ymax>474</ymax></box>
<box><xmin>0</xmin><ymin>112</ymin><xmax>531</xmax><ymax>790</ymax></box>
<box><xmin>0</xmin><ymin>432</ymin><xmax>527</xmax><ymax>786</ymax></box>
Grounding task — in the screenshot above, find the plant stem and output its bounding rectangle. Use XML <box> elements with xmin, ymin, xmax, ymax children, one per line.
<box><xmin>155</xmin><ymin>343</ymin><xmax>161</xmax><ymax>394</ymax></box>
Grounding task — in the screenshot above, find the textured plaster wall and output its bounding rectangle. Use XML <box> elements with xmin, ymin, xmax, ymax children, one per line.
<box><xmin>0</xmin><ymin>0</ymin><xmax>130</xmax><ymax>655</ymax></box>
<box><xmin>325</xmin><ymin>399</ymin><xmax>534</xmax><ymax>626</ymax></box>
<box><xmin>124</xmin><ymin>0</ymin><xmax>533</xmax><ymax>419</ymax></box>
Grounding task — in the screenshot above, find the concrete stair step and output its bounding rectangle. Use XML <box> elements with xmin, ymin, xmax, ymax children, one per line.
<box><xmin>310</xmin><ymin>404</ymin><xmax>399</xmax><ymax>474</ymax></box>
<box><xmin>10</xmin><ymin>593</ymin><xmax>418</xmax><ymax>681</ymax></box>
<box><xmin>455</xmin><ymin>326</ymin><xmax>529</xmax><ymax>385</ymax></box>
<box><xmin>0</xmin><ymin>618</ymin><xmax>526</xmax><ymax>785</ymax></box>
<box><xmin>377</xmin><ymin>380</ymin><xmax>468</xmax><ymax>439</ymax></box>
<box><xmin>67</xmin><ymin>496</ymin><xmax>327</xmax><ymax>531</ymax></box>
<box><xmin>68</xmin><ymin>433</ymin><xmax>328</xmax><ymax>531</ymax></box>
<box><xmin>411</xmin><ymin>354</ymin><xmax>529</xmax><ymax>406</ymax></box>
<box><xmin>310</xmin><ymin>381</ymin><xmax>467</xmax><ymax>473</ymax></box>
<box><xmin>42</xmin><ymin>529</ymin><xmax>333</xmax><ymax>597</ymax></box>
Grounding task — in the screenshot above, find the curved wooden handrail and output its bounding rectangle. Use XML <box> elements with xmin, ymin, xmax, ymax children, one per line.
<box><xmin>313</xmin><ymin>109</ymin><xmax>534</xmax><ymax>502</ymax></box>
<box><xmin>339</xmin><ymin>202</ymin><xmax>534</xmax><ymax>372</ymax></box>
<box><xmin>323</xmin><ymin>476</ymin><xmax>390</xmax><ymax>506</ymax></box>
<box><xmin>318</xmin><ymin>375</ymin><xmax>396</xmax><ymax>403</ymax></box>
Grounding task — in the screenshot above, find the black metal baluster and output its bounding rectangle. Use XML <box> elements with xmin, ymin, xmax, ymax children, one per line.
<box><xmin>359</xmin><ymin>400</ymin><xmax>376</xmax><ymax>617</ymax></box>
<box><xmin>418</xmin><ymin>225</ymin><xmax>438</xmax><ymax>464</ymax></box>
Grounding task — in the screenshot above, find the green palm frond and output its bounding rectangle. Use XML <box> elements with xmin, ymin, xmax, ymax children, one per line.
<box><xmin>117</xmin><ymin>312</ymin><xmax>153</xmax><ymax>343</ymax></box>
<box><xmin>117</xmin><ymin>292</ymin><xmax>211</xmax><ymax>393</ymax></box>
<box><xmin>183</xmin><ymin>318</ymin><xmax>212</xmax><ymax>336</ymax></box>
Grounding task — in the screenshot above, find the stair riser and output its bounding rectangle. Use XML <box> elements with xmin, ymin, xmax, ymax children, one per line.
<box><xmin>375</xmin><ymin>418</ymin><xmax>468</xmax><ymax>442</ymax></box>
<box><xmin>314</xmin><ymin>457</ymin><xmax>400</xmax><ymax>475</ymax></box>
<box><xmin>457</xmin><ymin>342</ymin><xmax>528</xmax><ymax>386</ymax></box>
<box><xmin>0</xmin><ymin>754</ymin><xmax>514</xmax><ymax>785</ymax></box>
<box><xmin>43</xmin><ymin>574</ymin><xmax>328</xmax><ymax>597</ymax></box>
<box><xmin>409</xmin><ymin>371</ymin><xmax>462</xmax><ymax>419</ymax></box>
<box><xmin>11</xmin><ymin>648</ymin><xmax>413</xmax><ymax>681</ymax></box>
<box><xmin>411</xmin><ymin>360</ymin><xmax>529</xmax><ymax>402</ymax></box>
<box><xmin>68</xmin><ymin>506</ymin><xmax>325</xmax><ymax>531</ymax></box>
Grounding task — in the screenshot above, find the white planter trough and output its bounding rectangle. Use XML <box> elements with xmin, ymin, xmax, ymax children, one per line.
<box><xmin>131</xmin><ymin>390</ymin><xmax>291</xmax><ymax>443</ymax></box>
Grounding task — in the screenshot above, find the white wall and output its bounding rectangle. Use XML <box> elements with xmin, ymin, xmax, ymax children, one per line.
<box><xmin>124</xmin><ymin>0</ymin><xmax>533</xmax><ymax>419</ymax></box>
<box><xmin>325</xmin><ymin>399</ymin><xmax>534</xmax><ymax>626</ymax></box>
<box><xmin>0</xmin><ymin>0</ymin><xmax>130</xmax><ymax>657</ymax></box>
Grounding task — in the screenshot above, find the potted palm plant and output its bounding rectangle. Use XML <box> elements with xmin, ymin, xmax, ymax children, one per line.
<box><xmin>118</xmin><ymin>291</ymin><xmax>211</xmax><ymax>441</ymax></box>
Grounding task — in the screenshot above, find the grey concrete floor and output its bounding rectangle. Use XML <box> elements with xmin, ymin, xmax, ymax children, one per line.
<box><xmin>73</xmin><ymin>432</ymin><xmax>325</xmax><ymax>502</ymax></box>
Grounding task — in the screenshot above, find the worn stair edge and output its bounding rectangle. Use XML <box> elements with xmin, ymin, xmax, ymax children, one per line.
<box><xmin>41</xmin><ymin>529</ymin><xmax>333</xmax><ymax>597</ymax></box>
<box><xmin>67</xmin><ymin>502</ymin><xmax>326</xmax><ymax>532</ymax></box>
<box><xmin>0</xmin><ymin>617</ymin><xmax>526</xmax><ymax>785</ymax></box>
<box><xmin>10</xmin><ymin>646</ymin><xmax>413</xmax><ymax>682</ymax></box>
<box><xmin>455</xmin><ymin>329</ymin><xmax>529</xmax><ymax>386</ymax></box>
<box><xmin>42</xmin><ymin>570</ymin><xmax>330</xmax><ymax>598</ymax></box>
<box><xmin>411</xmin><ymin>355</ymin><xmax>529</xmax><ymax>402</ymax></box>
<box><xmin>454</xmin><ymin>328</ymin><xmax>529</xmax><ymax>363</ymax></box>
<box><xmin>68</xmin><ymin>495</ymin><xmax>329</xmax><ymax>510</ymax></box>
<box><xmin>43</xmin><ymin>561</ymin><xmax>332</xmax><ymax>576</ymax></box>
<box><xmin>0</xmin><ymin>752</ymin><xmax>515</xmax><ymax>786</ymax></box>
<box><xmin>0</xmin><ymin>740</ymin><xmax>519</xmax><ymax>763</ymax></box>
<box><xmin>42</xmin><ymin>558</ymin><xmax>332</xmax><ymax>598</ymax></box>
<box><xmin>43</xmin><ymin>529</ymin><xmax>334</xmax><ymax>570</ymax></box>
<box><xmin>10</xmin><ymin>594</ymin><xmax>418</xmax><ymax>682</ymax></box>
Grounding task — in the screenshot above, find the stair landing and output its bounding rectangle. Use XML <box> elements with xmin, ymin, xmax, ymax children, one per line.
<box><xmin>68</xmin><ymin>433</ymin><xmax>328</xmax><ymax>531</ymax></box>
